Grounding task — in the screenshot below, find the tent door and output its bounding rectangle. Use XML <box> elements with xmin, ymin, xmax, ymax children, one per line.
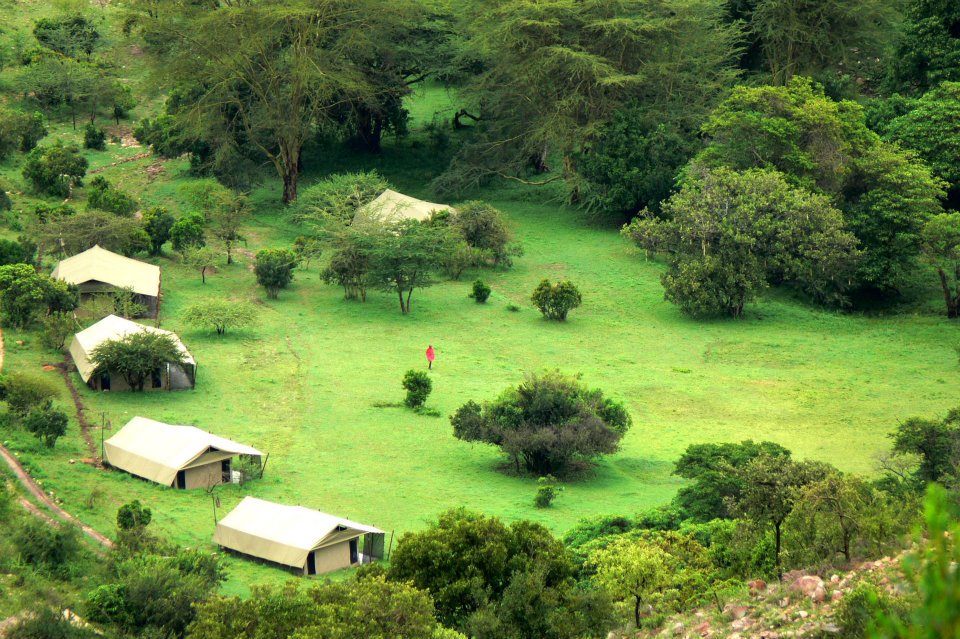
<box><xmin>100</xmin><ymin>373</ymin><xmax>111</xmax><ymax>391</ymax></box>
<box><xmin>349</xmin><ymin>538</ymin><xmax>359</xmax><ymax>564</ymax></box>
<box><xmin>307</xmin><ymin>551</ymin><xmax>316</xmax><ymax>575</ymax></box>
<box><xmin>176</xmin><ymin>470</ymin><xmax>186</xmax><ymax>489</ymax></box>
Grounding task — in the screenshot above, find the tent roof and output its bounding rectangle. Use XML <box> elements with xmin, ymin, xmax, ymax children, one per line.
<box><xmin>52</xmin><ymin>245</ymin><xmax>160</xmax><ymax>297</ymax></box>
<box><xmin>69</xmin><ymin>315</ymin><xmax>195</xmax><ymax>382</ymax></box>
<box><xmin>104</xmin><ymin>416</ymin><xmax>262</xmax><ymax>486</ymax></box>
<box><xmin>354</xmin><ymin>189</ymin><xmax>455</xmax><ymax>226</ymax></box>
<box><xmin>213</xmin><ymin>497</ymin><xmax>383</xmax><ymax>568</ymax></box>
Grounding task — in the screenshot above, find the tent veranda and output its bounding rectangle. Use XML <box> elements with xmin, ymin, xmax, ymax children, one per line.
<box><xmin>104</xmin><ymin>416</ymin><xmax>264</xmax><ymax>489</ymax></box>
<box><xmin>213</xmin><ymin>497</ymin><xmax>385</xmax><ymax>575</ymax></box>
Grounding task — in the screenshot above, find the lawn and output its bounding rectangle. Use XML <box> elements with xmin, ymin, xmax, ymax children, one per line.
<box><xmin>0</xmin><ymin>9</ymin><xmax>958</xmax><ymax>595</ymax></box>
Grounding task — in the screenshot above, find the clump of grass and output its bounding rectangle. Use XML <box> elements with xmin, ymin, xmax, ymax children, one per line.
<box><xmin>506</xmin><ymin>303</ymin><xmax>521</xmax><ymax>312</ymax></box>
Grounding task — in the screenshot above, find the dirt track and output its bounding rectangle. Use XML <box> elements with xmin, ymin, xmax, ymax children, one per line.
<box><xmin>0</xmin><ymin>326</ymin><xmax>113</xmax><ymax>549</ymax></box>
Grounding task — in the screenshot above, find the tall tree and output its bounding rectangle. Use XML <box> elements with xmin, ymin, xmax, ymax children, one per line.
<box><xmin>888</xmin><ymin>0</ymin><xmax>960</xmax><ymax>93</ymax></box>
<box><xmin>89</xmin><ymin>332</ymin><xmax>188</xmax><ymax>392</ymax></box>
<box><xmin>436</xmin><ymin>0</ymin><xmax>741</xmax><ymax>194</ymax></box>
<box><xmin>154</xmin><ymin>1</ymin><xmax>415</xmax><ymax>203</ymax></box>
<box><xmin>921</xmin><ymin>213</ymin><xmax>960</xmax><ymax>318</ymax></box>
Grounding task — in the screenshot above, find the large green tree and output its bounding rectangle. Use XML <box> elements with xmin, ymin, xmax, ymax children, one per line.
<box><xmin>921</xmin><ymin>213</ymin><xmax>960</xmax><ymax>318</ymax></box>
<box><xmin>888</xmin><ymin>0</ymin><xmax>960</xmax><ymax>93</ymax></box>
<box><xmin>624</xmin><ymin>168</ymin><xmax>857</xmax><ymax>317</ymax></box>
<box><xmin>437</xmin><ymin>0</ymin><xmax>740</xmax><ymax>194</ymax></box>
<box><xmin>451</xmin><ymin>371</ymin><xmax>632</xmax><ymax>475</ymax></box>
<box><xmin>691</xmin><ymin>78</ymin><xmax>946</xmax><ymax>298</ymax></box>
<box><xmin>89</xmin><ymin>332</ymin><xmax>189</xmax><ymax>392</ymax></box>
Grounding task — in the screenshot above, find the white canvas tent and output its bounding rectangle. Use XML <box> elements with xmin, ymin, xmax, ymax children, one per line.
<box><xmin>353</xmin><ymin>189</ymin><xmax>455</xmax><ymax>226</ymax></box>
<box><xmin>52</xmin><ymin>245</ymin><xmax>161</xmax><ymax>317</ymax></box>
<box><xmin>104</xmin><ymin>416</ymin><xmax>263</xmax><ymax>489</ymax></box>
<box><xmin>69</xmin><ymin>315</ymin><xmax>196</xmax><ymax>391</ymax></box>
<box><xmin>213</xmin><ymin>497</ymin><xmax>385</xmax><ymax>575</ymax></box>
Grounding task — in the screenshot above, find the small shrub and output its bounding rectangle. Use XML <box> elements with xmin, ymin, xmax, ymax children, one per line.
<box><xmin>12</xmin><ymin>518</ymin><xmax>80</xmax><ymax>579</ymax></box>
<box><xmin>83</xmin><ymin>123</ymin><xmax>106</xmax><ymax>150</ymax></box>
<box><xmin>254</xmin><ymin>248</ymin><xmax>297</xmax><ymax>299</ymax></box>
<box><xmin>117</xmin><ymin>500</ymin><xmax>152</xmax><ymax>531</ymax></box>
<box><xmin>470</xmin><ymin>279</ymin><xmax>491</xmax><ymax>303</ymax></box>
<box><xmin>22</xmin><ymin>406</ymin><xmax>68</xmax><ymax>448</ymax></box>
<box><xmin>86</xmin><ymin>176</ymin><xmax>137</xmax><ymax>216</ymax></box>
<box><xmin>402</xmin><ymin>369</ymin><xmax>432</xmax><ymax>409</ymax></box>
<box><xmin>233</xmin><ymin>456</ymin><xmax>262</xmax><ymax>484</ymax></box>
<box><xmin>0</xmin><ymin>189</ymin><xmax>11</xmax><ymax>212</ymax></box>
<box><xmin>506</xmin><ymin>303</ymin><xmax>521</xmax><ymax>312</ymax></box>
<box><xmin>0</xmin><ymin>372</ymin><xmax>60</xmax><ymax>417</ymax></box>
<box><xmin>531</xmin><ymin>279</ymin><xmax>582</xmax><ymax>320</ymax></box>
<box><xmin>834</xmin><ymin>582</ymin><xmax>909</xmax><ymax>638</ymax></box>
<box><xmin>534</xmin><ymin>475</ymin><xmax>561</xmax><ymax>507</ymax></box>
<box><xmin>22</xmin><ymin>143</ymin><xmax>87</xmax><ymax>197</ymax></box>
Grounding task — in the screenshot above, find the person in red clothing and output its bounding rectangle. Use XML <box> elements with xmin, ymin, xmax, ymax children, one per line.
<box><xmin>426</xmin><ymin>345</ymin><xmax>436</xmax><ymax>370</ymax></box>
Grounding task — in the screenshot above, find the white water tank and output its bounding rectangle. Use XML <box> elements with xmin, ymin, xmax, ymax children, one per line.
<box><xmin>230</xmin><ymin>471</ymin><xmax>242</xmax><ymax>484</ymax></box>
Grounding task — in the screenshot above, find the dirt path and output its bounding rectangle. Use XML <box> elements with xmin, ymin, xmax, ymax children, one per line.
<box><xmin>0</xmin><ymin>326</ymin><xmax>113</xmax><ymax>549</ymax></box>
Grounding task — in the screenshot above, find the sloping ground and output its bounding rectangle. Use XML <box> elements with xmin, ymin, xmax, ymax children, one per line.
<box><xmin>619</xmin><ymin>554</ymin><xmax>909</xmax><ymax>638</ymax></box>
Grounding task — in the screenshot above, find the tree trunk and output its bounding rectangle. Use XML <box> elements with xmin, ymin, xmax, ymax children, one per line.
<box><xmin>938</xmin><ymin>267</ymin><xmax>959</xmax><ymax>318</ymax></box>
<box><xmin>405</xmin><ymin>288</ymin><xmax>414</xmax><ymax>314</ymax></box>
<box><xmin>397</xmin><ymin>288</ymin><xmax>407</xmax><ymax>314</ymax></box>
<box><xmin>225</xmin><ymin>241</ymin><xmax>233</xmax><ymax>265</ymax></box>
<box><xmin>282</xmin><ymin>168</ymin><xmax>299</xmax><ymax>204</ymax></box>
<box><xmin>201</xmin><ymin>267</ymin><xmax>207</xmax><ymax>284</ymax></box>
<box><xmin>634</xmin><ymin>597</ymin><xmax>642</xmax><ymax>628</ymax></box>
<box><xmin>774</xmin><ymin>521</ymin><xmax>783</xmax><ymax>580</ymax></box>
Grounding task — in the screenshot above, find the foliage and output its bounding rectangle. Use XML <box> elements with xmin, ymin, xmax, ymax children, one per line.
<box><xmin>360</xmin><ymin>220</ymin><xmax>459</xmax><ymax>314</ymax></box>
<box><xmin>0</xmin><ymin>264</ymin><xmax>65</xmax><ymax>328</ymax></box>
<box><xmin>587</xmin><ymin>532</ymin><xmax>714</xmax><ymax>627</ymax></box>
<box><xmin>888</xmin><ymin>0</ymin><xmax>960</xmax><ymax>93</ymax></box>
<box><xmin>0</xmin><ymin>237</ymin><xmax>37</xmax><ymax>267</ymax></box>
<box><xmin>402</xmin><ymin>369</ymin><xmax>432</xmax><ymax>409</ymax></box>
<box><xmin>626</xmin><ymin>168</ymin><xmax>857</xmax><ymax>317</ymax></box>
<box><xmin>254</xmin><ymin>248</ymin><xmax>297</xmax><ymax>299</ymax></box>
<box><xmin>117</xmin><ymin>500</ymin><xmax>152</xmax><ymax>531</ymax></box>
<box><xmin>22</xmin><ymin>142</ymin><xmax>88</xmax><ymax>197</ymax></box>
<box><xmin>22</xmin><ymin>405</ymin><xmax>69</xmax><ymax>448</ymax></box>
<box><xmin>530</xmin><ymin>279</ymin><xmax>582</xmax><ymax>321</ymax></box>
<box><xmin>0</xmin><ymin>109</ymin><xmax>47</xmax><ymax>158</ymax></box>
<box><xmin>186</xmin><ymin>181</ymin><xmax>248</xmax><ymax>264</ymax></box>
<box><xmin>292</xmin><ymin>235</ymin><xmax>323</xmax><ymax>272</ymax></box>
<box><xmin>41</xmin><ymin>311</ymin><xmax>76</xmax><ymax>350</ymax></box>
<box><xmin>86</xmin><ymin>176</ymin><xmax>137</xmax><ymax>216</ymax></box>
<box><xmin>170</xmin><ymin>212</ymin><xmax>206</xmax><ymax>252</ymax></box>
<box><xmin>142</xmin><ymin>207</ymin><xmax>175</xmax><ymax>256</ymax></box>
<box><xmin>885</xmin><ymin>83</ymin><xmax>960</xmax><ymax>202</ymax></box>
<box><xmin>534</xmin><ymin>475</ymin><xmax>560</xmax><ymax>508</ymax></box>
<box><xmin>181</xmin><ymin>300</ymin><xmax>257</xmax><ymax>336</ymax></box>
<box><xmin>12</xmin><ymin>518</ymin><xmax>80</xmax><ymax>579</ymax></box>
<box><xmin>692</xmin><ymin>78</ymin><xmax>946</xmax><ymax>298</ymax></box>
<box><xmin>576</xmin><ymin>115</ymin><xmax>696</xmax><ymax>220</ymax></box>
<box><xmin>889</xmin><ymin>409</ymin><xmax>960</xmax><ymax>485</ymax></box>
<box><xmin>673</xmin><ymin>440</ymin><xmax>792</xmax><ymax>522</ymax></box>
<box><xmin>83</xmin><ymin>122</ymin><xmax>105</xmax><ymax>150</ymax></box>
<box><xmin>0</xmin><ymin>371</ymin><xmax>59</xmax><ymax>417</ymax></box>
<box><xmin>450</xmin><ymin>202</ymin><xmax>516</xmax><ymax>267</ymax></box>
<box><xmin>438</xmin><ymin>0</ymin><xmax>741</xmax><ymax>194</ymax></box>
<box><xmin>322</xmin><ymin>232</ymin><xmax>370</xmax><ymax>301</ymax></box>
<box><xmin>34</xmin><ymin>211</ymin><xmax>149</xmax><ymax>257</ymax></box>
<box><xmin>834</xmin><ymin>583</ymin><xmax>908</xmax><ymax>639</ymax></box>
<box><xmin>186</xmin><ymin>576</ymin><xmax>440</xmax><ymax>639</ymax></box>
<box><xmin>180</xmin><ymin>245</ymin><xmax>217</xmax><ymax>285</ymax></box>
<box><xmin>33</xmin><ymin>15</ymin><xmax>100</xmax><ymax>58</ymax></box>
<box><xmin>89</xmin><ymin>331</ymin><xmax>189</xmax><ymax>392</ymax></box>
<box><xmin>6</xmin><ymin>607</ymin><xmax>98</xmax><ymax>639</ymax></box>
<box><xmin>451</xmin><ymin>371</ymin><xmax>631</xmax><ymax>475</ymax></box>
<box><xmin>920</xmin><ymin>213</ymin><xmax>960</xmax><ymax>318</ymax></box>
<box><xmin>291</xmin><ymin>171</ymin><xmax>389</xmax><ymax>226</ymax></box>
<box><xmin>388</xmin><ymin>508</ymin><xmax>609</xmax><ymax>636</ymax></box>
<box><xmin>471</xmin><ymin>279</ymin><xmax>491</xmax><ymax>303</ymax></box>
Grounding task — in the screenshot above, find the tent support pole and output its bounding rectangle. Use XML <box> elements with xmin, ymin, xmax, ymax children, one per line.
<box><xmin>259</xmin><ymin>453</ymin><xmax>270</xmax><ymax>479</ymax></box>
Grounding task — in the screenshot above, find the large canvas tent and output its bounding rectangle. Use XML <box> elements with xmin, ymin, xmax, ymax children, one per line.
<box><xmin>104</xmin><ymin>417</ymin><xmax>264</xmax><ymax>489</ymax></box>
<box><xmin>52</xmin><ymin>245</ymin><xmax>161</xmax><ymax>317</ymax></box>
<box><xmin>353</xmin><ymin>189</ymin><xmax>455</xmax><ymax>226</ymax></box>
<box><xmin>69</xmin><ymin>314</ymin><xmax>196</xmax><ymax>391</ymax></box>
<box><xmin>213</xmin><ymin>497</ymin><xmax>385</xmax><ymax>575</ymax></box>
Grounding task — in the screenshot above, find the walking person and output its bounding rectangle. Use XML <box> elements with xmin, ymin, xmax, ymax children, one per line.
<box><xmin>426</xmin><ymin>345</ymin><xmax>436</xmax><ymax>370</ymax></box>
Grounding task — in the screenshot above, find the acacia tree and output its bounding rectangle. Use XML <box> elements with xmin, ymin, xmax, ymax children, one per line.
<box><xmin>186</xmin><ymin>181</ymin><xmax>248</xmax><ymax>264</ymax></box>
<box><xmin>361</xmin><ymin>220</ymin><xmax>458</xmax><ymax>314</ymax></box>
<box><xmin>451</xmin><ymin>371</ymin><xmax>632</xmax><ymax>475</ymax></box>
<box><xmin>89</xmin><ymin>332</ymin><xmax>188</xmax><ymax>392</ymax></box>
<box><xmin>437</xmin><ymin>0</ymin><xmax>741</xmax><ymax>194</ymax></box>
<box><xmin>181</xmin><ymin>300</ymin><xmax>256</xmax><ymax>335</ymax></box>
<box><xmin>155</xmin><ymin>1</ymin><xmax>409</xmax><ymax>203</ymax></box>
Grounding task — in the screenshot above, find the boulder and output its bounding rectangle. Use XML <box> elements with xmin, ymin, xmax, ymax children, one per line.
<box><xmin>811</xmin><ymin>586</ymin><xmax>826</xmax><ymax>603</ymax></box>
<box><xmin>748</xmin><ymin>579</ymin><xmax>767</xmax><ymax>594</ymax></box>
<box><xmin>790</xmin><ymin>575</ymin><xmax>824</xmax><ymax>597</ymax></box>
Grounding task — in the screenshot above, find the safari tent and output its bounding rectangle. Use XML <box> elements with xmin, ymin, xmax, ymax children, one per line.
<box><xmin>69</xmin><ymin>314</ymin><xmax>196</xmax><ymax>391</ymax></box>
<box><xmin>104</xmin><ymin>416</ymin><xmax>264</xmax><ymax>489</ymax></box>
<box><xmin>353</xmin><ymin>189</ymin><xmax>455</xmax><ymax>226</ymax></box>
<box><xmin>52</xmin><ymin>245</ymin><xmax>161</xmax><ymax>317</ymax></box>
<box><xmin>213</xmin><ymin>497</ymin><xmax>386</xmax><ymax>575</ymax></box>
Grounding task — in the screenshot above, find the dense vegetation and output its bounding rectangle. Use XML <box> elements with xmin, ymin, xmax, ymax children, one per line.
<box><xmin>0</xmin><ymin>0</ymin><xmax>958</xmax><ymax>637</ymax></box>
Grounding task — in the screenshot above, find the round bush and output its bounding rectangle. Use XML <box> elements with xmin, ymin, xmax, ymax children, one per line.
<box><xmin>84</xmin><ymin>123</ymin><xmax>106</xmax><ymax>150</ymax></box>
<box><xmin>471</xmin><ymin>279</ymin><xmax>491</xmax><ymax>303</ymax></box>
<box><xmin>531</xmin><ymin>279</ymin><xmax>582</xmax><ymax>320</ymax></box>
<box><xmin>402</xmin><ymin>369</ymin><xmax>432</xmax><ymax>409</ymax></box>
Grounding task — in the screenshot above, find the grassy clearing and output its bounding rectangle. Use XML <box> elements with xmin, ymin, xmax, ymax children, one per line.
<box><xmin>0</xmin><ymin>6</ymin><xmax>958</xmax><ymax>595</ymax></box>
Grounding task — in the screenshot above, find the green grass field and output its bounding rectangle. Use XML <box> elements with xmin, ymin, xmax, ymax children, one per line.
<box><xmin>1</xmin><ymin>3</ymin><xmax>959</xmax><ymax>597</ymax></box>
